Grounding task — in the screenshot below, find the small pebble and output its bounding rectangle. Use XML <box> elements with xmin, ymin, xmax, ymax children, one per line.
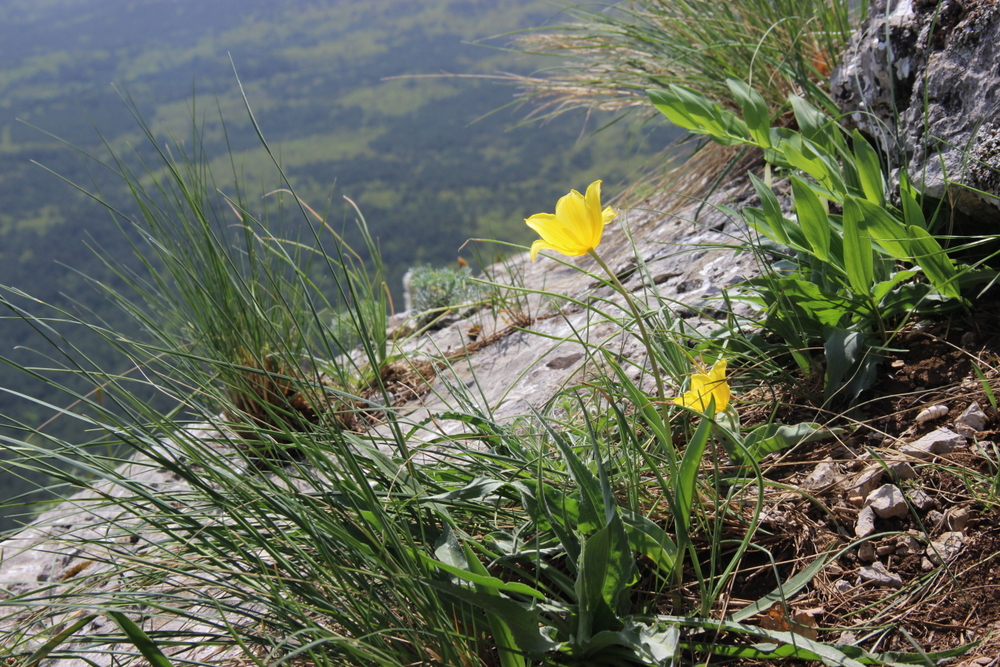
<box><xmin>876</xmin><ymin>544</ymin><xmax>896</xmax><ymax>557</ymax></box>
<box><xmin>955</xmin><ymin>402</ymin><xmax>987</xmax><ymax>432</ymax></box>
<box><xmin>926</xmin><ymin>532</ymin><xmax>964</xmax><ymax>565</ymax></box>
<box><xmin>802</xmin><ymin>458</ymin><xmax>843</xmax><ymax>491</ymax></box>
<box><xmin>895</xmin><ymin>535</ymin><xmax>921</xmax><ymax>555</ymax></box>
<box><xmin>900</xmin><ymin>428</ymin><xmax>966</xmax><ymax>459</ymax></box>
<box><xmin>858</xmin><ymin>542</ymin><xmax>876</xmax><ymax>561</ymax></box>
<box><xmin>834</xmin><ymin>579</ymin><xmax>852</xmax><ymax>594</ymax></box>
<box><xmin>887</xmin><ymin>460</ymin><xmax>917</xmax><ymax>480</ymax></box>
<box><xmin>856</xmin><ymin>506</ymin><xmax>877</xmax><ymax>538</ymax></box>
<box><xmin>850</xmin><ymin>464</ymin><xmax>884</xmax><ymax>498</ymax></box>
<box><xmin>946</xmin><ymin>507</ymin><xmax>971</xmax><ymax>532</ymax></box>
<box><xmin>905</xmin><ymin>487</ymin><xmax>935</xmax><ymax>511</ymax></box>
<box><xmin>859</xmin><ymin>561</ymin><xmax>904</xmax><ymax>588</ymax></box>
<box><xmin>867</xmin><ymin>484</ymin><xmax>908</xmax><ymax>518</ymax></box>
<box><xmin>926</xmin><ymin>509</ymin><xmax>946</xmax><ymax>529</ymax></box>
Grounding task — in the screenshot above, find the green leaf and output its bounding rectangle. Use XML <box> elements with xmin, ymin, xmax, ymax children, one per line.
<box><xmin>790</xmin><ymin>95</ymin><xmax>833</xmax><ymax>149</ymax></box>
<box><xmin>783</xmin><ymin>139</ymin><xmax>846</xmax><ymax>194</ymax></box>
<box><xmin>548</xmin><ymin>426</ymin><xmax>604</xmax><ymax>535</ymax></box>
<box><xmin>107</xmin><ymin>612</ymin><xmax>176</xmax><ymax>667</ymax></box>
<box><xmin>741</xmin><ymin>423</ymin><xmax>840</xmax><ymax>464</ymax></box>
<box><xmin>791</xmin><ymin>176</ymin><xmax>831</xmax><ymax>262</ymax></box>
<box><xmin>675</xmin><ymin>412</ymin><xmax>714</xmax><ymax>533</ymax></box>
<box><xmin>23</xmin><ymin>613</ymin><xmax>99</xmax><ymax>667</ymax></box>
<box><xmin>623</xmin><ymin>512</ymin><xmax>677</xmax><ymax>574</ymax></box>
<box><xmin>728</xmin><ymin>78</ymin><xmax>770</xmax><ymax>147</ymax></box>
<box><xmin>854</xmin><ymin>197</ymin><xmax>912</xmax><ymax>260</ymax></box>
<box><xmin>648</xmin><ymin>86</ymin><xmax>749</xmax><ymax>145</ymax></box>
<box><xmin>576</xmin><ymin>514</ymin><xmax>636</xmax><ymax>640</ymax></box>
<box><xmin>748</xmin><ymin>173</ymin><xmax>790</xmax><ymax>245</ymax></box>
<box><xmin>899</xmin><ymin>168</ymin><xmax>927</xmax><ymax>230</ymax></box>
<box><xmin>842</xmin><ymin>197</ymin><xmax>874</xmax><ymax>294</ymax></box>
<box><xmin>852</xmin><ymin>130</ymin><xmax>885</xmax><ymax>206</ymax></box>
<box><xmin>429</xmin><ymin>581</ymin><xmax>557</xmax><ymax>654</ymax></box>
<box><xmin>906</xmin><ymin>224</ymin><xmax>960</xmax><ymax>299</ymax></box>
<box><xmin>729</xmin><ymin>554</ymin><xmax>831</xmax><ymax>622</ymax></box>
<box><xmin>460</xmin><ymin>540</ymin><xmax>529</xmax><ymax>667</ymax></box>
<box><xmin>421</xmin><ymin>548</ymin><xmax>547</xmax><ymax>600</ymax></box>
<box><xmin>824</xmin><ymin>327</ymin><xmax>880</xmax><ymax>405</ymax></box>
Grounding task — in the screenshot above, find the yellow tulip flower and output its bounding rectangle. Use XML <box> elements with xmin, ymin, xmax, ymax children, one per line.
<box><xmin>674</xmin><ymin>359</ymin><xmax>730</xmax><ymax>413</ymax></box>
<box><xmin>525</xmin><ymin>180</ymin><xmax>617</xmax><ymax>261</ymax></box>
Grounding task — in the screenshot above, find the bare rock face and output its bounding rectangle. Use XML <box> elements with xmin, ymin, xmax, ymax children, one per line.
<box><xmin>831</xmin><ymin>0</ymin><xmax>1000</xmax><ymax>221</ymax></box>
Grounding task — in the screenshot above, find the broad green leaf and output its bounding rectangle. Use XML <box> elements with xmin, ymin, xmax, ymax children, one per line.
<box><xmin>107</xmin><ymin>612</ymin><xmax>176</xmax><ymax>667</ymax></box>
<box><xmin>460</xmin><ymin>540</ymin><xmax>529</xmax><ymax>667</ymax></box>
<box><xmin>854</xmin><ymin>197</ymin><xmax>912</xmax><ymax>260</ymax></box>
<box><xmin>728</xmin><ymin>78</ymin><xmax>770</xmax><ymax>147</ymax></box>
<box><xmin>852</xmin><ymin>130</ymin><xmax>885</xmax><ymax>205</ymax></box>
<box><xmin>872</xmin><ymin>269</ymin><xmax>917</xmax><ymax>304</ymax></box>
<box><xmin>899</xmin><ymin>168</ymin><xmax>927</xmax><ymax>230</ymax></box>
<box><xmin>429</xmin><ymin>581</ymin><xmax>557</xmax><ymax>654</ymax></box>
<box><xmin>748</xmin><ymin>173</ymin><xmax>790</xmax><ymax>245</ymax></box>
<box><xmin>824</xmin><ymin>327</ymin><xmax>879</xmax><ymax>405</ymax></box>
<box><xmin>421</xmin><ymin>548</ymin><xmax>547</xmax><ymax>600</ymax></box>
<box><xmin>906</xmin><ymin>224</ymin><xmax>960</xmax><ymax>299</ymax></box>
<box><xmin>783</xmin><ymin>139</ymin><xmax>846</xmax><ymax>194</ymax></box>
<box><xmin>791</xmin><ymin>176</ymin><xmax>831</xmax><ymax>262</ymax></box>
<box><xmin>675</xmin><ymin>412</ymin><xmax>714</xmax><ymax>532</ymax></box>
<box><xmin>729</xmin><ymin>554</ymin><xmax>831</xmax><ymax>622</ymax></box>
<box><xmin>842</xmin><ymin>197</ymin><xmax>874</xmax><ymax>293</ymax></box>
<box><xmin>623</xmin><ymin>512</ymin><xmax>677</xmax><ymax>574</ymax></box>
<box><xmin>549</xmin><ymin>429</ymin><xmax>603</xmax><ymax>534</ymax></box>
<box><xmin>741</xmin><ymin>423</ymin><xmax>840</xmax><ymax>464</ymax></box>
<box><xmin>576</xmin><ymin>514</ymin><xmax>636</xmax><ymax>640</ymax></box>
<box><xmin>790</xmin><ymin>95</ymin><xmax>832</xmax><ymax>149</ymax></box>
<box><xmin>648</xmin><ymin>86</ymin><xmax>749</xmax><ymax>145</ymax></box>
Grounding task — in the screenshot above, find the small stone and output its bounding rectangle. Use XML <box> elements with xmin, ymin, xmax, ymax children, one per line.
<box><xmin>946</xmin><ymin>507</ymin><xmax>971</xmax><ymax>532</ymax></box>
<box><xmin>905</xmin><ymin>487</ymin><xmax>935</xmax><ymax>511</ymax></box>
<box><xmin>886</xmin><ymin>460</ymin><xmax>917</xmax><ymax>481</ymax></box>
<box><xmin>834</xmin><ymin>579</ymin><xmax>853</xmax><ymax>594</ymax></box>
<box><xmin>895</xmin><ymin>535</ymin><xmax>922</xmax><ymax>555</ymax></box>
<box><xmin>858</xmin><ymin>541</ymin><xmax>877</xmax><ymax>561</ymax></box>
<box><xmin>955</xmin><ymin>402</ymin><xmax>987</xmax><ymax>432</ymax></box>
<box><xmin>838</xmin><ymin>631</ymin><xmax>858</xmax><ymax>645</ymax></box>
<box><xmin>802</xmin><ymin>458</ymin><xmax>843</xmax><ymax>491</ymax></box>
<box><xmin>850</xmin><ymin>464</ymin><xmax>884</xmax><ymax>498</ymax></box>
<box><xmin>926</xmin><ymin>509</ymin><xmax>945</xmax><ymax>529</ymax></box>
<box><xmin>856</xmin><ymin>506</ymin><xmax>877</xmax><ymax>538</ymax></box>
<box><xmin>900</xmin><ymin>428</ymin><xmax>966</xmax><ymax>459</ymax></box>
<box><xmin>859</xmin><ymin>561</ymin><xmax>904</xmax><ymax>588</ymax></box>
<box><xmin>921</xmin><ymin>557</ymin><xmax>935</xmax><ymax>571</ymax></box>
<box><xmin>866</xmin><ymin>484</ymin><xmax>908</xmax><ymax>518</ymax></box>
<box><xmin>876</xmin><ymin>544</ymin><xmax>896</xmax><ymax>557</ymax></box>
<box><xmin>926</xmin><ymin>532</ymin><xmax>964</xmax><ymax>565</ymax></box>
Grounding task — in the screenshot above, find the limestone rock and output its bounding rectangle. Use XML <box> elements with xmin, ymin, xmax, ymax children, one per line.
<box><xmin>926</xmin><ymin>531</ymin><xmax>965</xmax><ymax>565</ymax></box>
<box><xmin>956</xmin><ymin>402</ymin><xmax>988</xmax><ymax>433</ymax></box>
<box><xmin>899</xmin><ymin>427</ymin><xmax>966</xmax><ymax>459</ymax></box>
<box><xmin>859</xmin><ymin>561</ymin><xmax>904</xmax><ymax>588</ymax></box>
<box><xmin>832</xmin><ymin>0</ymin><xmax>1000</xmax><ymax>222</ymax></box>
<box><xmin>866</xmin><ymin>484</ymin><xmax>908</xmax><ymax>518</ymax></box>
<box><xmin>856</xmin><ymin>505</ymin><xmax>878</xmax><ymax>538</ymax></box>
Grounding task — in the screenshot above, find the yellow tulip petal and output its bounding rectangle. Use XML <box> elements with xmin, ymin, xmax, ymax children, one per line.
<box><xmin>529</xmin><ymin>239</ymin><xmax>564</xmax><ymax>262</ymax></box>
<box><xmin>673</xmin><ymin>359</ymin><xmax>731</xmax><ymax>413</ymax></box>
<box><xmin>524</xmin><ymin>180</ymin><xmax>612</xmax><ymax>260</ymax></box>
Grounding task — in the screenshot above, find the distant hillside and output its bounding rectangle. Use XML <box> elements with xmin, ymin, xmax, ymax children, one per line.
<box><xmin>0</xmin><ymin>0</ymin><xmax>677</xmax><ymax>532</ymax></box>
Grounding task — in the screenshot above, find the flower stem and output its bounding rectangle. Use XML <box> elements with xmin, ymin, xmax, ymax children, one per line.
<box><xmin>587</xmin><ymin>248</ymin><xmax>667</xmax><ymax>409</ymax></box>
